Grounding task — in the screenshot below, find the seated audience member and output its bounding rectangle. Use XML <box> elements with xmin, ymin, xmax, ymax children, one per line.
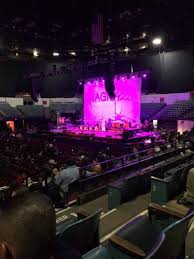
<box><xmin>178</xmin><ymin>168</ymin><xmax>194</xmax><ymax>205</ymax></box>
<box><xmin>92</xmin><ymin>158</ymin><xmax>101</xmax><ymax>174</ymax></box>
<box><xmin>0</xmin><ymin>192</ymin><xmax>56</xmax><ymax>259</ymax></box>
<box><xmin>53</xmin><ymin>163</ymin><xmax>78</xmax><ymax>207</ymax></box>
<box><xmin>154</xmin><ymin>145</ymin><xmax>161</xmax><ymax>153</ymax></box>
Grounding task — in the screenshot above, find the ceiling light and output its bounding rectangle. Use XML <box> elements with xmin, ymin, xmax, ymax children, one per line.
<box><xmin>53</xmin><ymin>52</ymin><xmax>59</xmax><ymax>56</ymax></box>
<box><xmin>33</xmin><ymin>49</ymin><xmax>39</xmax><ymax>57</ymax></box>
<box><xmin>16</xmin><ymin>52</ymin><xmax>19</xmax><ymax>56</ymax></box>
<box><xmin>124</xmin><ymin>47</ymin><xmax>129</xmax><ymax>53</ymax></box>
<box><xmin>70</xmin><ymin>51</ymin><xmax>77</xmax><ymax>56</ymax></box>
<box><xmin>139</xmin><ymin>45</ymin><xmax>147</xmax><ymax>50</ymax></box>
<box><xmin>142</xmin><ymin>32</ymin><xmax>146</xmax><ymax>38</ymax></box>
<box><xmin>152</xmin><ymin>37</ymin><xmax>162</xmax><ymax>46</ymax></box>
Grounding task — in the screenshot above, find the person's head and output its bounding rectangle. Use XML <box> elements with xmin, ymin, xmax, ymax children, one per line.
<box><xmin>66</xmin><ymin>160</ymin><xmax>74</xmax><ymax>167</ymax></box>
<box><xmin>0</xmin><ymin>192</ymin><xmax>56</xmax><ymax>259</ymax></box>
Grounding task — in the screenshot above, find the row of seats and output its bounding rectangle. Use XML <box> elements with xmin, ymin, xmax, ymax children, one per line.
<box><xmin>17</xmin><ymin>105</ymin><xmax>45</xmax><ymax>118</ymax></box>
<box><xmin>151</xmin><ymin>159</ymin><xmax>194</xmax><ymax>204</ymax></box>
<box><xmin>78</xmin><ymin>146</ymin><xmax>184</xmax><ymax>204</ymax></box>
<box><xmin>50</xmin><ymin>102</ymin><xmax>82</xmax><ymax>113</ymax></box>
<box><xmin>54</xmin><ymin>201</ymin><xmax>194</xmax><ymax>258</ymax></box>
<box><xmin>108</xmin><ymin>152</ymin><xmax>193</xmax><ymax>209</ymax></box>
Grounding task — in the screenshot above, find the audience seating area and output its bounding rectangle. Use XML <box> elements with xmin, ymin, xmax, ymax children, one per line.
<box><xmin>141</xmin><ymin>103</ymin><xmax>166</xmax><ymax>121</ymax></box>
<box><xmin>0</xmin><ymin>102</ymin><xmax>21</xmax><ymax>118</ymax></box>
<box><xmin>50</xmin><ymin>102</ymin><xmax>82</xmax><ymax>113</ymax></box>
<box><xmin>17</xmin><ymin>105</ymin><xmax>45</xmax><ymax>118</ymax></box>
<box><xmin>108</xmin><ymin>152</ymin><xmax>193</xmax><ymax>209</ymax></box>
<box><xmin>153</xmin><ymin>100</ymin><xmax>194</xmax><ymax>120</ymax></box>
<box><xmin>1</xmin><ymin>100</ymin><xmax>194</xmax><ymax>259</ymax></box>
<box><xmin>150</xmin><ymin>159</ymin><xmax>194</xmax><ymax>204</ymax></box>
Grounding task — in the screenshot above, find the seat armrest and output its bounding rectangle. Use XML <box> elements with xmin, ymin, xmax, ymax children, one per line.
<box><xmin>148</xmin><ymin>203</ymin><xmax>185</xmax><ymax>219</ymax></box>
<box><xmin>109</xmin><ymin>234</ymin><xmax>145</xmax><ymax>257</ymax></box>
<box><xmin>151</xmin><ymin>176</ymin><xmax>170</xmax><ymax>183</ymax></box>
<box><xmin>77</xmin><ymin>209</ymin><xmax>91</xmax><ymax>219</ymax></box>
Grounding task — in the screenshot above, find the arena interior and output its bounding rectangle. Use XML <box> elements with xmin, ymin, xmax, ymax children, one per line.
<box><xmin>0</xmin><ymin>1</ymin><xmax>194</xmax><ymax>259</ymax></box>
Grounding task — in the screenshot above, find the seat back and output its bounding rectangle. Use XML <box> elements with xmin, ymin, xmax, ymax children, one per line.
<box><xmin>152</xmin><ymin>210</ymin><xmax>194</xmax><ymax>259</ymax></box>
<box><xmin>58</xmin><ymin>208</ymin><xmax>102</xmax><ymax>255</ymax></box>
<box><xmin>83</xmin><ymin>247</ymin><xmax>112</xmax><ymax>259</ymax></box>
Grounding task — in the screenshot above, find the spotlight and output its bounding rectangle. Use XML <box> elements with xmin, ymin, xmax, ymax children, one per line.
<box><xmin>143</xmin><ymin>73</ymin><xmax>147</xmax><ymax>78</ymax></box>
<box><xmin>79</xmin><ymin>82</ymin><xmax>82</xmax><ymax>85</ymax></box>
<box><xmin>124</xmin><ymin>47</ymin><xmax>129</xmax><ymax>53</ymax></box>
<box><xmin>131</xmin><ymin>75</ymin><xmax>135</xmax><ymax>79</ymax></box>
<box><xmin>70</xmin><ymin>51</ymin><xmax>77</xmax><ymax>56</ymax></box>
<box><xmin>121</xmin><ymin>77</ymin><xmax>125</xmax><ymax>81</ymax></box>
<box><xmin>53</xmin><ymin>52</ymin><xmax>60</xmax><ymax>56</ymax></box>
<box><xmin>15</xmin><ymin>53</ymin><xmax>19</xmax><ymax>56</ymax></box>
<box><xmin>152</xmin><ymin>37</ymin><xmax>162</xmax><ymax>46</ymax></box>
<box><xmin>33</xmin><ymin>49</ymin><xmax>39</xmax><ymax>57</ymax></box>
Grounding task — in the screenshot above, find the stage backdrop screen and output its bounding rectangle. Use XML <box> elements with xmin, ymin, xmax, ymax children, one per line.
<box><xmin>84</xmin><ymin>77</ymin><xmax>142</xmax><ymax>125</ymax></box>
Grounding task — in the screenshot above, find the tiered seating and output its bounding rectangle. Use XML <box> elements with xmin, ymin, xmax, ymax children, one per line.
<box><xmin>183</xmin><ymin>107</ymin><xmax>194</xmax><ymax>120</ymax></box>
<box><xmin>78</xmin><ymin>146</ymin><xmax>186</xmax><ymax>204</ymax></box>
<box><xmin>17</xmin><ymin>105</ymin><xmax>44</xmax><ymax>118</ymax></box>
<box><xmin>50</xmin><ymin>102</ymin><xmax>81</xmax><ymax>113</ymax></box>
<box><xmin>154</xmin><ymin>100</ymin><xmax>194</xmax><ymax>120</ymax></box>
<box><xmin>108</xmin><ymin>152</ymin><xmax>193</xmax><ymax>209</ymax></box>
<box><xmin>0</xmin><ymin>102</ymin><xmax>21</xmax><ymax>118</ymax></box>
<box><xmin>141</xmin><ymin>103</ymin><xmax>166</xmax><ymax>120</ymax></box>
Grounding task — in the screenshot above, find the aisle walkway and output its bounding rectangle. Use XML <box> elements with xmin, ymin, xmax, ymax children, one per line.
<box><xmin>55</xmin><ymin>193</ymin><xmax>150</xmax><ymax>241</ymax></box>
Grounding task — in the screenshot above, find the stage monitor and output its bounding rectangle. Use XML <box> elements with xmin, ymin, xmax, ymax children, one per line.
<box><xmin>84</xmin><ymin>77</ymin><xmax>141</xmax><ymax>125</ymax></box>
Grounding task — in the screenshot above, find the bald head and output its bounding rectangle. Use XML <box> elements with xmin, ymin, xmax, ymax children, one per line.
<box><xmin>0</xmin><ymin>192</ymin><xmax>56</xmax><ymax>259</ymax></box>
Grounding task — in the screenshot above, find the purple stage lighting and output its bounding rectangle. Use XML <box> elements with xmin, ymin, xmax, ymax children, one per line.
<box><xmin>131</xmin><ymin>75</ymin><xmax>135</xmax><ymax>79</ymax></box>
<box><xmin>79</xmin><ymin>82</ymin><xmax>82</xmax><ymax>85</ymax></box>
<box><xmin>143</xmin><ymin>74</ymin><xmax>147</xmax><ymax>78</ymax></box>
<box><xmin>84</xmin><ymin>76</ymin><xmax>142</xmax><ymax>125</ymax></box>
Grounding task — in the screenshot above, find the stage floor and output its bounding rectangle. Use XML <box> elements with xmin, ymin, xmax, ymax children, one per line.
<box><xmin>50</xmin><ymin>126</ymin><xmax>155</xmax><ymax>140</ymax></box>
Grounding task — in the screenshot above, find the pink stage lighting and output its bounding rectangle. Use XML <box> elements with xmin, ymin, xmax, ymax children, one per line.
<box><xmin>84</xmin><ymin>76</ymin><xmax>142</xmax><ymax>125</ymax></box>
<box><xmin>143</xmin><ymin>74</ymin><xmax>147</xmax><ymax>78</ymax></box>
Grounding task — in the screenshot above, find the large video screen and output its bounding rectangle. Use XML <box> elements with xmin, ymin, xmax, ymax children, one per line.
<box><xmin>84</xmin><ymin>76</ymin><xmax>141</xmax><ymax>125</ymax></box>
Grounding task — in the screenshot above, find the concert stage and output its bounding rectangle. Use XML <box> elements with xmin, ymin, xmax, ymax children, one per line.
<box><xmin>50</xmin><ymin>126</ymin><xmax>155</xmax><ymax>142</ymax></box>
<box><xmin>51</xmin><ymin>74</ymin><xmax>152</xmax><ymax>142</ymax></box>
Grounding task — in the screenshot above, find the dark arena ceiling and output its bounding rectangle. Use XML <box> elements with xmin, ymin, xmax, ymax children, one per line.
<box><xmin>0</xmin><ymin>0</ymin><xmax>194</xmax><ymax>61</ymax></box>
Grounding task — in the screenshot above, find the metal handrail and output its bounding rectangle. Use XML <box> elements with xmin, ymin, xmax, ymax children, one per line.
<box><xmin>78</xmin><ymin>142</ymin><xmax>170</xmax><ymax>173</ymax></box>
